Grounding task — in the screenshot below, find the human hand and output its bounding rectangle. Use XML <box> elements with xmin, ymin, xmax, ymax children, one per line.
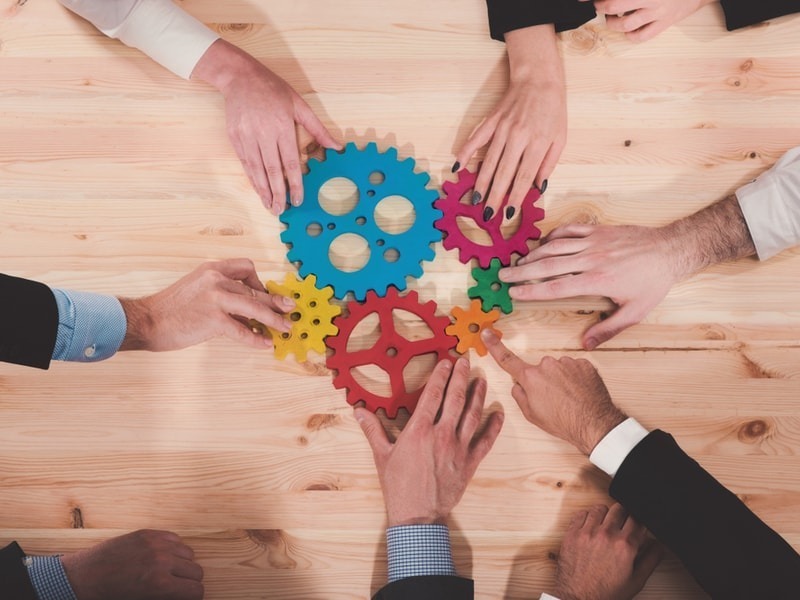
<box><xmin>482</xmin><ymin>330</ymin><xmax>626</xmax><ymax>455</ymax></box>
<box><xmin>60</xmin><ymin>529</ymin><xmax>203</xmax><ymax>600</ymax></box>
<box><xmin>454</xmin><ymin>25</ymin><xmax>565</xmax><ymax>223</ymax></box>
<box><xmin>581</xmin><ymin>0</ymin><xmax>717</xmax><ymax>42</ymax></box>
<box><xmin>193</xmin><ymin>40</ymin><xmax>342</xmax><ymax>215</ymax></box>
<box><xmin>499</xmin><ymin>223</ymin><xmax>683</xmax><ymax>350</ymax></box>
<box><xmin>119</xmin><ymin>259</ymin><xmax>294</xmax><ymax>352</ymax></box>
<box><xmin>355</xmin><ymin>358</ymin><xmax>504</xmax><ymax>526</ymax></box>
<box><xmin>553</xmin><ymin>504</ymin><xmax>663</xmax><ymax>600</ymax></box>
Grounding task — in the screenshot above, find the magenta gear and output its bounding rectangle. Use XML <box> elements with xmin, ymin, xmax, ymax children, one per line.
<box><xmin>434</xmin><ymin>169</ymin><xmax>546</xmax><ymax>268</ymax></box>
<box><xmin>325</xmin><ymin>287</ymin><xmax>457</xmax><ymax>418</ymax></box>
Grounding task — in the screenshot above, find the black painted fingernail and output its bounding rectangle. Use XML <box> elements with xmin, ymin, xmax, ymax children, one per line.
<box><xmin>471</xmin><ymin>191</ymin><xmax>482</xmax><ymax>205</ymax></box>
<box><xmin>540</xmin><ymin>179</ymin><xmax>549</xmax><ymax>194</ymax></box>
<box><xmin>483</xmin><ymin>206</ymin><xmax>494</xmax><ymax>222</ymax></box>
<box><xmin>451</xmin><ymin>161</ymin><xmax>460</xmax><ymax>173</ymax></box>
<box><xmin>505</xmin><ymin>206</ymin><xmax>516</xmax><ymax>220</ymax></box>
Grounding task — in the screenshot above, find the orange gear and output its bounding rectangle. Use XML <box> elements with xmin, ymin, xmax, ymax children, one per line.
<box><xmin>251</xmin><ymin>273</ymin><xmax>341</xmax><ymax>362</ymax></box>
<box><xmin>446</xmin><ymin>299</ymin><xmax>502</xmax><ymax>357</ymax></box>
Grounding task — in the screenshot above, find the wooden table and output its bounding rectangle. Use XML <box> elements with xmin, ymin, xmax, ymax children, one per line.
<box><xmin>2</xmin><ymin>1</ymin><xmax>799</xmax><ymax>598</ymax></box>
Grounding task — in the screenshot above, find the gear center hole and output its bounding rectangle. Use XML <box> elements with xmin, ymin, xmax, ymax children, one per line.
<box><xmin>468</xmin><ymin>323</ymin><xmax>480</xmax><ymax>334</ymax></box>
<box><xmin>329</xmin><ymin>233</ymin><xmax>371</xmax><ymax>273</ymax></box>
<box><xmin>375</xmin><ymin>195</ymin><xmax>415</xmax><ymax>234</ymax></box>
<box><xmin>491</xmin><ymin>282</ymin><xmax>501</xmax><ymax>291</ymax></box>
<box><xmin>386</xmin><ymin>347</ymin><xmax>398</xmax><ymax>358</ymax></box>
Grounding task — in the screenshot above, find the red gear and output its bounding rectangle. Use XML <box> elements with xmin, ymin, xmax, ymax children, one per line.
<box><xmin>435</xmin><ymin>169</ymin><xmax>545</xmax><ymax>268</ymax></box>
<box><xmin>326</xmin><ymin>287</ymin><xmax>457</xmax><ymax>418</ymax></box>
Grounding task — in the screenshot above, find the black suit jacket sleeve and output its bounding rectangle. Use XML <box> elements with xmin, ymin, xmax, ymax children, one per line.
<box><xmin>721</xmin><ymin>0</ymin><xmax>800</xmax><ymax>29</ymax></box>
<box><xmin>0</xmin><ymin>542</ymin><xmax>39</xmax><ymax>600</ymax></box>
<box><xmin>372</xmin><ymin>575</ymin><xmax>473</xmax><ymax>599</ymax></box>
<box><xmin>610</xmin><ymin>430</ymin><xmax>800</xmax><ymax>599</ymax></box>
<box><xmin>0</xmin><ymin>274</ymin><xmax>58</xmax><ymax>369</ymax></box>
<box><xmin>485</xmin><ymin>1</ymin><xmax>596</xmax><ymax>40</ymax></box>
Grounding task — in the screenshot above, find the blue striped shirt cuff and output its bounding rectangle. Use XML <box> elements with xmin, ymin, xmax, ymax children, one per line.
<box><xmin>51</xmin><ymin>289</ymin><xmax>126</xmax><ymax>362</ymax></box>
<box><xmin>26</xmin><ymin>555</ymin><xmax>77</xmax><ymax>600</ymax></box>
<box><xmin>386</xmin><ymin>524</ymin><xmax>457</xmax><ymax>582</ymax></box>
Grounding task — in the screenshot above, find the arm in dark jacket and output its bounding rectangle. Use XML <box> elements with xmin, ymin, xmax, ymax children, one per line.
<box><xmin>372</xmin><ymin>575</ymin><xmax>473</xmax><ymax>599</ymax></box>
<box><xmin>0</xmin><ymin>274</ymin><xmax>58</xmax><ymax>369</ymax></box>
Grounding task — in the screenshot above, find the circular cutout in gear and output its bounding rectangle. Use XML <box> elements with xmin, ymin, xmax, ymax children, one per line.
<box><xmin>326</xmin><ymin>286</ymin><xmax>457</xmax><ymax>418</ymax></box>
<box><xmin>280</xmin><ymin>142</ymin><xmax>442</xmax><ymax>301</ymax></box>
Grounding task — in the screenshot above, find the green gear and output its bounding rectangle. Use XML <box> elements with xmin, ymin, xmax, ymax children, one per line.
<box><xmin>468</xmin><ymin>258</ymin><xmax>513</xmax><ymax>315</ymax></box>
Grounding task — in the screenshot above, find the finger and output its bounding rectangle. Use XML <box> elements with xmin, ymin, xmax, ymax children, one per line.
<box><xmin>509</xmin><ymin>274</ymin><xmax>597</xmax><ymax>302</ymax></box>
<box><xmin>458</xmin><ymin>377</ymin><xmax>488</xmax><ymax>442</ymax></box>
<box><xmin>411</xmin><ymin>360</ymin><xmax>455</xmax><ymax>425</ymax></box>
<box><xmin>473</xmin><ymin>125</ymin><xmax>510</xmax><ymax>209</ymax></box>
<box><xmin>604</xmin><ymin>502</ymin><xmax>629</xmax><ymax>530</ymax></box>
<box><xmin>277</xmin><ymin>131</ymin><xmax>304</xmax><ymax>207</ymax></box>
<box><xmin>534</xmin><ymin>136</ymin><xmax>565</xmax><ymax>191</ymax></box>
<box><xmin>469</xmin><ymin>409</ymin><xmax>504</xmax><ymax>465</ymax></box>
<box><xmin>584</xmin><ymin>504</ymin><xmax>610</xmax><ymax>531</ymax></box>
<box><xmin>219</xmin><ymin>279</ymin><xmax>295</xmax><ymax>319</ymax></box>
<box><xmin>481</xmin><ymin>328</ymin><xmax>528</xmax><ymax>380</ymax></box>
<box><xmin>569</xmin><ymin>509</ymin><xmax>589</xmax><ymax>531</ymax></box>
<box><xmin>514</xmin><ymin>237</ymin><xmax>592</xmax><ymax>267</ymax></box>
<box><xmin>510</xmin><ymin>382</ymin><xmax>528</xmax><ymax>411</ymax></box>
<box><xmin>499</xmin><ymin>255</ymin><xmax>590</xmax><ymax>284</ymax></box>
<box><xmin>242</xmin><ymin>140</ymin><xmax>273</xmax><ymax>210</ymax></box>
<box><xmin>209</xmin><ymin>258</ymin><xmax>262</xmax><ymax>289</ymax></box>
<box><xmin>583</xmin><ymin>303</ymin><xmax>643</xmax><ymax>351</ymax></box>
<box><xmin>354</xmin><ymin>407</ymin><xmax>392</xmax><ymax>458</ymax></box>
<box><xmin>626</xmin><ymin>19</ymin><xmax>668</xmax><ymax>43</ymax></box>
<box><xmin>605</xmin><ymin>10</ymin><xmax>653</xmax><ymax>33</ymax></box>
<box><xmin>163</xmin><ymin>578</ymin><xmax>204</xmax><ymax>600</ymax></box>
<box><xmin>295</xmin><ymin>96</ymin><xmax>342</xmax><ymax>150</ymax></box>
<box><xmin>439</xmin><ymin>357</ymin><xmax>471</xmax><ymax>428</ymax></box>
<box><xmin>169</xmin><ymin>541</ymin><xmax>195</xmax><ymax>561</ymax></box>
<box><xmin>171</xmin><ymin>558</ymin><xmax>204</xmax><ymax>581</ymax></box>
<box><xmin>632</xmin><ymin>539</ymin><xmax>664</xmax><ymax>590</ymax></box>
<box><xmin>593</xmin><ymin>0</ymin><xmax>639</xmax><ymax>15</ymax></box>
<box><xmin>622</xmin><ymin>513</ymin><xmax>648</xmax><ymax>544</ymax></box>
<box><xmin>220</xmin><ymin>315</ymin><xmax>275</xmax><ymax>349</ymax></box>
<box><xmin>455</xmin><ymin>116</ymin><xmax>497</xmax><ymax>173</ymax></box>
<box><xmin>218</xmin><ymin>284</ymin><xmax>293</xmax><ymax>333</ymax></box>
<box><xmin>504</xmin><ymin>147</ymin><xmax>546</xmax><ymax>221</ymax></box>
<box><xmin>260</xmin><ymin>143</ymin><xmax>287</xmax><ymax>216</ymax></box>
<box><xmin>483</xmin><ymin>139</ymin><xmax>531</xmax><ymax>220</ymax></box>
<box><xmin>541</xmin><ymin>223</ymin><xmax>597</xmax><ymax>245</ymax></box>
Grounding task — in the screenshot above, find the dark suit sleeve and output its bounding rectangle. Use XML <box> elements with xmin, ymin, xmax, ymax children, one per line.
<box><xmin>720</xmin><ymin>0</ymin><xmax>800</xmax><ymax>30</ymax></box>
<box><xmin>485</xmin><ymin>1</ymin><xmax>596</xmax><ymax>40</ymax></box>
<box><xmin>0</xmin><ymin>542</ymin><xmax>39</xmax><ymax>600</ymax></box>
<box><xmin>372</xmin><ymin>575</ymin><xmax>473</xmax><ymax>599</ymax></box>
<box><xmin>610</xmin><ymin>430</ymin><xmax>800</xmax><ymax>599</ymax></box>
<box><xmin>0</xmin><ymin>274</ymin><xmax>58</xmax><ymax>369</ymax></box>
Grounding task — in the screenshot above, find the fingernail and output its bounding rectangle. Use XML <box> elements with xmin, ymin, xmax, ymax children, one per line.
<box><xmin>585</xmin><ymin>337</ymin><xmax>598</xmax><ymax>351</ymax></box>
<box><xmin>505</xmin><ymin>206</ymin><xmax>516</xmax><ymax>220</ymax></box>
<box><xmin>280</xmin><ymin>296</ymin><xmax>295</xmax><ymax>308</ymax></box>
<box><xmin>540</xmin><ymin>179</ymin><xmax>549</xmax><ymax>194</ymax></box>
<box><xmin>483</xmin><ymin>206</ymin><xmax>494</xmax><ymax>222</ymax></box>
<box><xmin>481</xmin><ymin>328</ymin><xmax>497</xmax><ymax>343</ymax></box>
<box><xmin>291</xmin><ymin>195</ymin><xmax>302</xmax><ymax>207</ymax></box>
<box><xmin>456</xmin><ymin>357</ymin><xmax>469</xmax><ymax>369</ymax></box>
<box><xmin>354</xmin><ymin>409</ymin><xmax>364</xmax><ymax>422</ymax></box>
<box><xmin>497</xmin><ymin>268</ymin><xmax>509</xmax><ymax>282</ymax></box>
<box><xmin>451</xmin><ymin>161</ymin><xmax>460</xmax><ymax>173</ymax></box>
<box><xmin>471</xmin><ymin>191</ymin><xmax>482</xmax><ymax>205</ymax></box>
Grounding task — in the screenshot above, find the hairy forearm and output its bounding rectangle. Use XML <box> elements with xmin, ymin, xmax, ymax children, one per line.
<box><xmin>661</xmin><ymin>195</ymin><xmax>756</xmax><ymax>279</ymax></box>
<box><xmin>504</xmin><ymin>24</ymin><xmax>563</xmax><ymax>84</ymax></box>
<box><xmin>118</xmin><ymin>297</ymin><xmax>153</xmax><ymax>351</ymax></box>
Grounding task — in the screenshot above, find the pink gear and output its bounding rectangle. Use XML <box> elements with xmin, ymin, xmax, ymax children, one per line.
<box><xmin>326</xmin><ymin>287</ymin><xmax>457</xmax><ymax>418</ymax></box>
<box><xmin>434</xmin><ymin>169</ymin><xmax>546</xmax><ymax>268</ymax></box>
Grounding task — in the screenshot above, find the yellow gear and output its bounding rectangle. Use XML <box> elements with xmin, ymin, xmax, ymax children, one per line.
<box><xmin>445</xmin><ymin>299</ymin><xmax>502</xmax><ymax>357</ymax></box>
<box><xmin>251</xmin><ymin>273</ymin><xmax>341</xmax><ymax>362</ymax></box>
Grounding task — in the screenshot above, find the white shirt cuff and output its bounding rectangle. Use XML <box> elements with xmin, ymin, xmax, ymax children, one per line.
<box><xmin>736</xmin><ymin>145</ymin><xmax>800</xmax><ymax>261</ymax></box>
<box><xmin>540</xmin><ymin>594</ymin><xmax>561</xmax><ymax>600</ymax></box>
<box><xmin>589</xmin><ymin>418</ymin><xmax>650</xmax><ymax>478</ymax></box>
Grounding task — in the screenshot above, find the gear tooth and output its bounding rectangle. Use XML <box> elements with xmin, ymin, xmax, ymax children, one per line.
<box><xmin>384</xmin><ymin>146</ymin><xmax>398</xmax><ymax>160</ymax></box>
<box><xmin>416</xmin><ymin>172</ymin><xmax>430</xmax><ymax>186</ymax></box>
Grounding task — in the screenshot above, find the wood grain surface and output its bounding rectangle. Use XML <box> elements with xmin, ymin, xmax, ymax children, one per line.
<box><xmin>2</xmin><ymin>1</ymin><xmax>800</xmax><ymax>598</ymax></box>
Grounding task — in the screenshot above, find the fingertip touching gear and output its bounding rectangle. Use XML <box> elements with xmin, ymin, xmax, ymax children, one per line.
<box><xmin>325</xmin><ymin>286</ymin><xmax>457</xmax><ymax>418</ymax></box>
<box><xmin>446</xmin><ymin>299</ymin><xmax>502</xmax><ymax>357</ymax></box>
<box><xmin>258</xmin><ymin>273</ymin><xmax>341</xmax><ymax>362</ymax></box>
<box><xmin>435</xmin><ymin>169</ymin><xmax>545</xmax><ymax>268</ymax></box>
<box><xmin>468</xmin><ymin>258</ymin><xmax>513</xmax><ymax>315</ymax></box>
<box><xmin>279</xmin><ymin>142</ymin><xmax>442</xmax><ymax>301</ymax></box>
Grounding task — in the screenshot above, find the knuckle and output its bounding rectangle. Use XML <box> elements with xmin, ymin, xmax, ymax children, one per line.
<box><xmin>266</xmin><ymin>164</ymin><xmax>283</xmax><ymax>178</ymax></box>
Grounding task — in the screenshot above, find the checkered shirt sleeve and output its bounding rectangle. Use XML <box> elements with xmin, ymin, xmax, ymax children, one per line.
<box><xmin>51</xmin><ymin>289</ymin><xmax>126</xmax><ymax>362</ymax></box>
<box><xmin>386</xmin><ymin>524</ymin><xmax>457</xmax><ymax>582</ymax></box>
<box><xmin>25</xmin><ymin>555</ymin><xmax>77</xmax><ymax>600</ymax></box>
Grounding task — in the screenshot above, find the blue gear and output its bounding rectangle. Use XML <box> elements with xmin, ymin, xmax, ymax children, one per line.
<box><xmin>280</xmin><ymin>142</ymin><xmax>442</xmax><ymax>300</ymax></box>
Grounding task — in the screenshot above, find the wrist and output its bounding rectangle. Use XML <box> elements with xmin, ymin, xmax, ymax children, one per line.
<box><xmin>581</xmin><ymin>409</ymin><xmax>627</xmax><ymax>456</ymax></box>
<box><xmin>192</xmin><ymin>39</ymin><xmax>255</xmax><ymax>93</ymax></box>
<box><xmin>505</xmin><ymin>24</ymin><xmax>562</xmax><ymax>85</ymax></box>
<box><xmin>119</xmin><ymin>297</ymin><xmax>155</xmax><ymax>351</ymax></box>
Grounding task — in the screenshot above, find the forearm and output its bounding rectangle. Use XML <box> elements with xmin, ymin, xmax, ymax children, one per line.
<box><xmin>118</xmin><ymin>297</ymin><xmax>154</xmax><ymax>351</ymax></box>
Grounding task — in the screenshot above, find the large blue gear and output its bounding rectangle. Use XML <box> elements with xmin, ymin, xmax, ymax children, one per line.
<box><xmin>280</xmin><ymin>142</ymin><xmax>442</xmax><ymax>301</ymax></box>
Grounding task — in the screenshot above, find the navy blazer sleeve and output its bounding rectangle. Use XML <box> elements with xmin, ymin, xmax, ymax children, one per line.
<box><xmin>610</xmin><ymin>430</ymin><xmax>800</xmax><ymax>599</ymax></box>
<box><xmin>0</xmin><ymin>274</ymin><xmax>58</xmax><ymax>369</ymax></box>
<box><xmin>0</xmin><ymin>542</ymin><xmax>39</xmax><ymax>600</ymax></box>
<box><xmin>372</xmin><ymin>575</ymin><xmax>473</xmax><ymax>599</ymax></box>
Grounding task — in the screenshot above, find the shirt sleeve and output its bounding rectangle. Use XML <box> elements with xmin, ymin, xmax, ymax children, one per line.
<box><xmin>386</xmin><ymin>524</ymin><xmax>457</xmax><ymax>582</ymax></box>
<box><xmin>51</xmin><ymin>289</ymin><xmax>127</xmax><ymax>362</ymax></box>
<box><xmin>58</xmin><ymin>0</ymin><xmax>219</xmax><ymax>79</ymax></box>
<box><xmin>589</xmin><ymin>418</ymin><xmax>650</xmax><ymax>478</ymax></box>
<box><xmin>539</xmin><ymin>594</ymin><xmax>561</xmax><ymax>600</ymax></box>
<box><xmin>25</xmin><ymin>555</ymin><xmax>77</xmax><ymax>600</ymax></box>
<box><xmin>736</xmin><ymin>145</ymin><xmax>800</xmax><ymax>261</ymax></box>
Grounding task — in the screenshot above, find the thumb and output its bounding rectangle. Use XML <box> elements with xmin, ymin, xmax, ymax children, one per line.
<box><xmin>632</xmin><ymin>539</ymin><xmax>664</xmax><ymax>590</ymax></box>
<box><xmin>354</xmin><ymin>407</ymin><xmax>391</xmax><ymax>458</ymax></box>
<box><xmin>583</xmin><ymin>303</ymin><xmax>642</xmax><ymax>350</ymax></box>
<box><xmin>294</xmin><ymin>96</ymin><xmax>342</xmax><ymax>150</ymax></box>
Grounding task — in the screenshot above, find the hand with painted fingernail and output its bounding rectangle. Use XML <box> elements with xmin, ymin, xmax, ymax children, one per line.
<box><xmin>580</xmin><ymin>0</ymin><xmax>717</xmax><ymax>42</ymax></box>
<box><xmin>453</xmin><ymin>25</ymin><xmax>564</xmax><ymax>224</ymax></box>
<box><xmin>119</xmin><ymin>259</ymin><xmax>295</xmax><ymax>352</ymax></box>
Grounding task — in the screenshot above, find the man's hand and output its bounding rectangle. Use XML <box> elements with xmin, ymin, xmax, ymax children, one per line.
<box><xmin>120</xmin><ymin>259</ymin><xmax>294</xmax><ymax>352</ymax></box>
<box><xmin>454</xmin><ymin>25</ymin><xmax>565</xmax><ymax>223</ymax></box>
<box><xmin>60</xmin><ymin>530</ymin><xmax>203</xmax><ymax>600</ymax></box>
<box><xmin>193</xmin><ymin>40</ymin><xmax>342</xmax><ymax>215</ymax></box>
<box><xmin>355</xmin><ymin>358</ymin><xmax>504</xmax><ymax>526</ymax></box>
<box><xmin>553</xmin><ymin>504</ymin><xmax>663</xmax><ymax>600</ymax></box>
<box><xmin>482</xmin><ymin>330</ymin><xmax>626</xmax><ymax>455</ymax></box>
<box><xmin>581</xmin><ymin>0</ymin><xmax>717</xmax><ymax>42</ymax></box>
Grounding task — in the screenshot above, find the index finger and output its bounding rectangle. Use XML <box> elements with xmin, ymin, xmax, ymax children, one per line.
<box><xmin>212</xmin><ymin>258</ymin><xmax>265</xmax><ymax>292</ymax></box>
<box><xmin>481</xmin><ymin>329</ymin><xmax>528</xmax><ymax>379</ymax></box>
<box><xmin>410</xmin><ymin>360</ymin><xmax>455</xmax><ymax>425</ymax></box>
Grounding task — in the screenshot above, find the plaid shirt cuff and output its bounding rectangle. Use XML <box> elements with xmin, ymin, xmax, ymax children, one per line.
<box><xmin>26</xmin><ymin>555</ymin><xmax>78</xmax><ymax>600</ymax></box>
<box><xmin>386</xmin><ymin>524</ymin><xmax>457</xmax><ymax>582</ymax></box>
<box><xmin>51</xmin><ymin>289</ymin><xmax>126</xmax><ymax>362</ymax></box>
